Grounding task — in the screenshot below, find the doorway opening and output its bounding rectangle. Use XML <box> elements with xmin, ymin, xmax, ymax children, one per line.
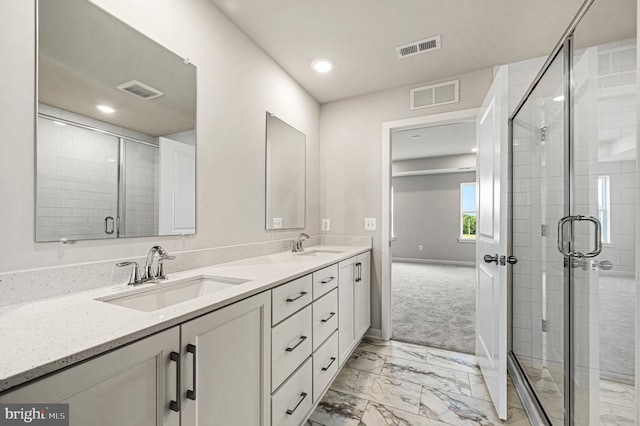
<box><xmin>390</xmin><ymin>121</ymin><xmax>478</xmax><ymax>354</ymax></box>
<box><xmin>380</xmin><ymin>108</ymin><xmax>479</xmax><ymax>344</ymax></box>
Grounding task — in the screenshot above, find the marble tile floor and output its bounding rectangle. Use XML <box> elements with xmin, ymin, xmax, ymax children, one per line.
<box><xmin>308</xmin><ymin>338</ymin><xmax>531</xmax><ymax>425</ymax></box>
<box><xmin>517</xmin><ymin>355</ymin><xmax>636</xmax><ymax>425</ymax></box>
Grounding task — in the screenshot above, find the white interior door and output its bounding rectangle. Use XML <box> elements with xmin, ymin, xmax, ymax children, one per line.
<box><xmin>475</xmin><ymin>65</ymin><xmax>508</xmax><ymax>420</ymax></box>
<box><xmin>159</xmin><ymin>137</ymin><xmax>196</xmax><ymax>235</ymax></box>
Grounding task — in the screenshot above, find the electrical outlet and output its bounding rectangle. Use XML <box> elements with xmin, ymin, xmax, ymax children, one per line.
<box><xmin>364</xmin><ymin>218</ymin><xmax>376</xmax><ymax>231</ymax></box>
<box><xmin>322</xmin><ymin>218</ymin><xmax>331</xmax><ymax>231</ymax></box>
<box><xmin>418</xmin><ymin>245</ymin><xmax>423</xmax><ymax>251</ymax></box>
<box><xmin>272</xmin><ymin>217</ymin><xmax>282</xmax><ymax>229</ymax></box>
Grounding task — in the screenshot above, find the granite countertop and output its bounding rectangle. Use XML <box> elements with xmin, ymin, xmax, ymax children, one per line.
<box><xmin>0</xmin><ymin>245</ymin><xmax>369</xmax><ymax>393</ymax></box>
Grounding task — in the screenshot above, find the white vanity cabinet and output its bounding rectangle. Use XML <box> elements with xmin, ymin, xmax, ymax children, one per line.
<box><xmin>0</xmin><ymin>249</ymin><xmax>370</xmax><ymax>426</ymax></box>
<box><xmin>0</xmin><ymin>291</ymin><xmax>272</xmax><ymax>426</ymax></box>
<box><xmin>181</xmin><ymin>291</ymin><xmax>271</xmax><ymax>426</ymax></box>
<box><xmin>338</xmin><ymin>252</ymin><xmax>371</xmax><ymax>366</ymax></box>
<box><xmin>0</xmin><ymin>328</ymin><xmax>181</xmax><ymax>426</ymax></box>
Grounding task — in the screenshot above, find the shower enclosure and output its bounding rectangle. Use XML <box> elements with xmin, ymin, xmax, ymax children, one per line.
<box><xmin>509</xmin><ymin>0</ymin><xmax>637</xmax><ymax>424</ymax></box>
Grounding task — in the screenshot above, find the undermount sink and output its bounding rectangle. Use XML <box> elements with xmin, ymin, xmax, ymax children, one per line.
<box><xmin>294</xmin><ymin>249</ymin><xmax>344</xmax><ymax>257</ymax></box>
<box><xmin>99</xmin><ymin>275</ymin><xmax>250</xmax><ymax>312</ymax></box>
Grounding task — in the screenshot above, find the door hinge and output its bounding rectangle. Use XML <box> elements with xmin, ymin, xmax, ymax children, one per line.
<box><xmin>541</xmin><ymin>224</ymin><xmax>547</xmax><ymax>237</ymax></box>
<box><xmin>540</xmin><ymin>126</ymin><xmax>546</xmax><ymax>142</ymax></box>
<box><xmin>542</xmin><ymin>319</ymin><xmax>547</xmax><ymax>332</ymax></box>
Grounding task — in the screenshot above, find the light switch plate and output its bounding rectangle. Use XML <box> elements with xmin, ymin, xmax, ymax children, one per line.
<box><xmin>272</xmin><ymin>217</ymin><xmax>282</xmax><ymax>229</ymax></box>
<box><xmin>322</xmin><ymin>218</ymin><xmax>331</xmax><ymax>231</ymax></box>
<box><xmin>364</xmin><ymin>218</ymin><xmax>376</xmax><ymax>231</ymax></box>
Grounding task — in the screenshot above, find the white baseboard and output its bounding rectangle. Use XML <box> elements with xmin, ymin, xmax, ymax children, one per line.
<box><xmin>392</xmin><ymin>257</ymin><xmax>475</xmax><ymax>267</ymax></box>
<box><xmin>365</xmin><ymin>327</ymin><xmax>382</xmax><ymax>340</ymax></box>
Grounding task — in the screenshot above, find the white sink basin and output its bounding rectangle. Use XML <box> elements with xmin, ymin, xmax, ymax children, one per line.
<box><xmin>99</xmin><ymin>275</ymin><xmax>250</xmax><ymax>312</ymax></box>
<box><xmin>294</xmin><ymin>249</ymin><xmax>344</xmax><ymax>257</ymax></box>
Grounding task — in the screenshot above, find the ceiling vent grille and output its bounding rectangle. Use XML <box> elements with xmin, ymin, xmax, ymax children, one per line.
<box><xmin>396</xmin><ymin>35</ymin><xmax>441</xmax><ymax>59</ymax></box>
<box><xmin>410</xmin><ymin>80</ymin><xmax>459</xmax><ymax>110</ymax></box>
<box><xmin>117</xmin><ymin>80</ymin><xmax>164</xmax><ymax>100</ymax></box>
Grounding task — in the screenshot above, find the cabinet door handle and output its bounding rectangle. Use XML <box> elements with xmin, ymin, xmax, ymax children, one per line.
<box><xmin>321</xmin><ymin>357</ymin><xmax>336</xmax><ymax>371</ymax></box>
<box><xmin>320</xmin><ymin>312</ymin><xmax>336</xmax><ymax>323</ymax></box>
<box><xmin>355</xmin><ymin>262</ymin><xmax>362</xmax><ymax>282</ymax></box>
<box><xmin>285</xmin><ymin>335</ymin><xmax>307</xmax><ymax>352</ymax></box>
<box><xmin>320</xmin><ymin>276</ymin><xmax>336</xmax><ymax>284</ymax></box>
<box><xmin>169</xmin><ymin>351</ymin><xmax>180</xmax><ymax>412</ymax></box>
<box><xmin>286</xmin><ymin>392</ymin><xmax>308</xmax><ymax>415</ymax></box>
<box><xmin>186</xmin><ymin>344</ymin><xmax>197</xmax><ymax>401</ymax></box>
<box><xmin>286</xmin><ymin>291</ymin><xmax>308</xmax><ymax>302</ymax></box>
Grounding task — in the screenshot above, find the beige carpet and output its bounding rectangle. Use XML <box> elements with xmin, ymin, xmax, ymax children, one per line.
<box><xmin>391</xmin><ymin>262</ymin><xmax>476</xmax><ymax>354</ymax></box>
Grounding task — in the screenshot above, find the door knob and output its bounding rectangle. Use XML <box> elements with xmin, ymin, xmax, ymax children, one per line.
<box><xmin>507</xmin><ymin>255</ymin><xmax>518</xmax><ymax>265</ymax></box>
<box><xmin>484</xmin><ymin>254</ymin><xmax>499</xmax><ymax>264</ymax></box>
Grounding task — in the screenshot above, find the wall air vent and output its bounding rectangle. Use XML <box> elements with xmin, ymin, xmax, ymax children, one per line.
<box><xmin>410</xmin><ymin>80</ymin><xmax>459</xmax><ymax>110</ymax></box>
<box><xmin>117</xmin><ymin>80</ymin><xmax>164</xmax><ymax>100</ymax></box>
<box><xmin>396</xmin><ymin>35</ymin><xmax>441</xmax><ymax>59</ymax></box>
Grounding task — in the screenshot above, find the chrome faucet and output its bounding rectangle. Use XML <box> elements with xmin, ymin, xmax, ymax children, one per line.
<box><xmin>292</xmin><ymin>233</ymin><xmax>310</xmax><ymax>253</ymax></box>
<box><xmin>144</xmin><ymin>245</ymin><xmax>176</xmax><ymax>281</ymax></box>
<box><xmin>117</xmin><ymin>246</ymin><xmax>175</xmax><ymax>285</ymax></box>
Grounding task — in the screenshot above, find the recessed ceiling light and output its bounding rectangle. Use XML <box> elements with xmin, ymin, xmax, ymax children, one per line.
<box><xmin>96</xmin><ymin>105</ymin><xmax>115</xmax><ymax>114</ymax></box>
<box><xmin>311</xmin><ymin>58</ymin><xmax>334</xmax><ymax>73</ymax></box>
<box><xmin>553</xmin><ymin>95</ymin><xmax>565</xmax><ymax>102</ymax></box>
<box><xmin>471</xmin><ymin>147</ymin><xmax>478</xmax><ymax>152</ymax></box>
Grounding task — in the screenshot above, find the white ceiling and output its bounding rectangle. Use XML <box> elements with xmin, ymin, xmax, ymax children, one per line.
<box><xmin>209</xmin><ymin>0</ymin><xmax>636</xmax><ymax>104</ymax></box>
<box><xmin>39</xmin><ymin>0</ymin><xmax>196</xmax><ymax>137</ymax></box>
<box><xmin>392</xmin><ymin>121</ymin><xmax>476</xmax><ymax>161</ymax></box>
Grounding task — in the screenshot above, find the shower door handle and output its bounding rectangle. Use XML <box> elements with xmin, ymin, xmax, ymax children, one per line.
<box><xmin>557</xmin><ymin>215</ymin><xmax>602</xmax><ymax>258</ymax></box>
<box><xmin>104</xmin><ymin>216</ymin><xmax>115</xmax><ymax>235</ymax></box>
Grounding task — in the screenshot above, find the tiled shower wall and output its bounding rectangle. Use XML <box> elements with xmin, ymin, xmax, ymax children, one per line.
<box><xmin>123</xmin><ymin>140</ymin><xmax>160</xmax><ymax>238</ymax></box>
<box><xmin>37</xmin><ymin>117</ymin><xmax>120</xmax><ymax>241</ymax></box>
<box><xmin>36</xmin><ymin>105</ymin><xmax>161</xmax><ymax>241</ymax></box>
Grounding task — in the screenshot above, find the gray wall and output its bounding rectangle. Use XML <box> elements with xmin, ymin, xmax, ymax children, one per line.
<box><xmin>319</xmin><ymin>68</ymin><xmax>493</xmax><ymax>331</ymax></box>
<box><xmin>392</xmin><ymin>171</ymin><xmax>476</xmax><ymax>263</ymax></box>
<box><xmin>0</xmin><ymin>0</ymin><xmax>320</xmax><ymax>272</ymax></box>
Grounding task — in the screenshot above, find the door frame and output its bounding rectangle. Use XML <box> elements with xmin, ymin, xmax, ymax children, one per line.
<box><xmin>380</xmin><ymin>107</ymin><xmax>480</xmax><ymax>341</ymax></box>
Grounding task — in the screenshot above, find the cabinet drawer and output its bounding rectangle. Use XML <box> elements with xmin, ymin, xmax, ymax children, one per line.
<box><xmin>272</xmin><ymin>274</ymin><xmax>313</xmax><ymax>325</ymax></box>
<box><xmin>271</xmin><ymin>357</ymin><xmax>313</xmax><ymax>426</ymax></box>
<box><xmin>313</xmin><ymin>331</ymin><xmax>339</xmax><ymax>403</ymax></box>
<box><xmin>312</xmin><ymin>264</ymin><xmax>338</xmax><ymax>299</ymax></box>
<box><xmin>272</xmin><ymin>305</ymin><xmax>312</xmax><ymax>391</ymax></box>
<box><xmin>312</xmin><ymin>288</ymin><xmax>338</xmax><ymax>350</ymax></box>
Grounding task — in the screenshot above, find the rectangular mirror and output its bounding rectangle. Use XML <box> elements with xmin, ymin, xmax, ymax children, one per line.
<box><xmin>265</xmin><ymin>112</ymin><xmax>306</xmax><ymax>230</ymax></box>
<box><xmin>36</xmin><ymin>0</ymin><xmax>197</xmax><ymax>242</ymax></box>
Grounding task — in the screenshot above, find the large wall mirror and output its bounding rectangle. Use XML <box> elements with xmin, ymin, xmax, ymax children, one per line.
<box><xmin>265</xmin><ymin>112</ymin><xmax>306</xmax><ymax>230</ymax></box>
<box><xmin>36</xmin><ymin>0</ymin><xmax>197</xmax><ymax>242</ymax></box>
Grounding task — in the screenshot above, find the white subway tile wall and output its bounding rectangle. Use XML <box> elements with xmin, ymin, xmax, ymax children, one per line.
<box><xmin>37</xmin><ymin>117</ymin><xmax>120</xmax><ymax>241</ymax></box>
<box><xmin>36</xmin><ymin>104</ymin><xmax>161</xmax><ymax>241</ymax></box>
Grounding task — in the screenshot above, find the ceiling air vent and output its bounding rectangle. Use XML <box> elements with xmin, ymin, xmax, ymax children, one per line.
<box><xmin>410</xmin><ymin>80</ymin><xmax>459</xmax><ymax>110</ymax></box>
<box><xmin>396</xmin><ymin>35</ymin><xmax>441</xmax><ymax>59</ymax></box>
<box><xmin>117</xmin><ymin>80</ymin><xmax>164</xmax><ymax>100</ymax></box>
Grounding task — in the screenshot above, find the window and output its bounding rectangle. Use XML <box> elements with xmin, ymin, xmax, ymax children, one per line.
<box><xmin>460</xmin><ymin>182</ymin><xmax>477</xmax><ymax>240</ymax></box>
<box><xmin>598</xmin><ymin>175</ymin><xmax>611</xmax><ymax>243</ymax></box>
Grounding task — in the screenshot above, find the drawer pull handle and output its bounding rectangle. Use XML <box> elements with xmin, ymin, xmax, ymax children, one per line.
<box><xmin>285</xmin><ymin>335</ymin><xmax>307</xmax><ymax>352</ymax></box>
<box><xmin>320</xmin><ymin>312</ymin><xmax>336</xmax><ymax>323</ymax></box>
<box><xmin>286</xmin><ymin>392</ymin><xmax>308</xmax><ymax>415</ymax></box>
<box><xmin>186</xmin><ymin>344</ymin><xmax>197</xmax><ymax>401</ymax></box>
<box><xmin>320</xmin><ymin>276</ymin><xmax>336</xmax><ymax>284</ymax></box>
<box><xmin>321</xmin><ymin>357</ymin><xmax>337</xmax><ymax>371</ymax></box>
<box><xmin>169</xmin><ymin>351</ymin><xmax>180</xmax><ymax>412</ymax></box>
<box><xmin>286</xmin><ymin>291</ymin><xmax>308</xmax><ymax>302</ymax></box>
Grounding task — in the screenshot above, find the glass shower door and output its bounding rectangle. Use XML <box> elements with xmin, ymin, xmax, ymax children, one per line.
<box><xmin>511</xmin><ymin>47</ymin><xmax>568</xmax><ymax>426</ymax></box>
<box><xmin>510</xmin><ymin>1</ymin><xmax>637</xmax><ymax>424</ymax></box>
<box><xmin>571</xmin><ymin>3</ymin><xmax>637</xmax><ymax>423</ymax></box>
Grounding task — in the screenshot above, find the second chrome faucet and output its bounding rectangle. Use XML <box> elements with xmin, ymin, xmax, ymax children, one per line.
<box><xmin>117</xmin><ymin>245</ymin><xmax>176</xmax><ymax>285</ymax></box>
